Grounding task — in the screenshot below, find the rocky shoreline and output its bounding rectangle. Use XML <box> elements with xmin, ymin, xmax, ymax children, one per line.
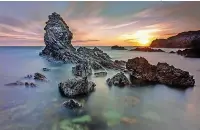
<box><xmin>6</xmin><ymin>12</ymin><xmax>196</xmax><ymax>111</ymax></box>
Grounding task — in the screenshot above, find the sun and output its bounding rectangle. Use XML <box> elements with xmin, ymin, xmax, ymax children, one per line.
<box><xmin>134</xmin><ymin>31</ymin><xmax>150</xmax><ymax>46</ymax></box>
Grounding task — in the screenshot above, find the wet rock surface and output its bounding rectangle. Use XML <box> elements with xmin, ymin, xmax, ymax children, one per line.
<box><xmin>63</xmin><ymin>99</ymin><xmax>82</xmax><ymax>109</ymax></box>
<box><xmin>129</xmin><ymin>47</ymin><xmax>165</xmax><ymax>52</ymax></box>
<box><xmin>72</xmin><ymin>62</ymin><xmax>92</xmax><ymax>77</ymax></box>
<box><xmin>106</xmin><ymin>72</ymin><xmax>130</xmax><ymax>87</ymax></box>
<box><xmin>126</xmin><ymin>57</ymin><xmax>195</xmax><ymax>88</ymax></box>
<box><xmin>34</xmin><ymin>72</ymin><xmax>47</xmax><ymax>81</ymax></box>
<box><xmin>111</xmin><ymin>45</ymin><xmax>127</xmax><ymax>50</ymax></box>
<box><xmin>94</xmin><ymin>72</ymin><xmax>107</xmax><ymax>77</ymax></box>
<box><xmin>43</xmin><ymin>68</ymin><xmax>51</xmax><ymax>71</ymax></box>
<box><xmin>58</xmin><ymin>77</ymin><xmax>96</xmax><ymax>97</ymax></box>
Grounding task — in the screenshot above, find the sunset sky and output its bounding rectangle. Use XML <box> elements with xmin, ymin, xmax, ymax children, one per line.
<box><xmin>0</xmin><ymin>1</ymin><xmax>200</xmax><ymax>46</ymax></box>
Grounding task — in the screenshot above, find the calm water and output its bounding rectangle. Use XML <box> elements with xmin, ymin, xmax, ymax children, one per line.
<box><xmin>0</xmin><ymin>46</ymin><xmax>200</xmax><ymax>130</ymax></box>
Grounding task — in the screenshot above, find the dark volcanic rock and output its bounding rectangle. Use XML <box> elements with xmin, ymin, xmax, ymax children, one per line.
<box><xmin>169</xmin><ymin>51</ymin><xmax>175</xmax><ymax>54</ymax></box>
<box><xmin>43</xmin><ymin>68</ymin><xmax>51</xmax><ymax>71</ymax></box>
<box><xmin>5</xmin><ymin>81</ymin><xmax>24</xmax><ymax>86</ymax></box>
<box><xmin>72</xmin><ymin>62</ymin><xmax>92</xmax><ymax>77</ymax></box>
<box><xmin>106</xmin><ymin>72</ymin><xmax>130</xmax><ymax>87</ymax></box>
<box><xmin>114</xmin><ymin>60</ymin><xmax>126</xmax><ymax>66</ymax></box>
<box><xmin>177</xmin><ymin>49</ymin><xmax>200</xmax><ymax>58</ymax></box>
<box><xmin>63</xmin><ymin>99</ymin><xmax>82</xmax><ymax>109</ymax></box>
<box><xmin>130</xmin><ymin>47</ymin><xmax>165</xmax><ymax>52</ymax></box>
<box><xmin>58</xmin><ymin>77</ymin><xmax>96</xmax><ymax>97</ymax></box>
<box><xmin>150</xmin><ymin>30</ymin><xmax>200</xmax><ymax>48</ymax></box>
<box><xmin>126</xmin><ymin>57</ymin><xmax>195</xmax><ymax>88</ymax></box>
<box><xmin>111</xmin><ymin>45</ymin><xmax>127</xmax><ymax>50</ymax></box>
<box><xmin>176</xmin><ymin>38</ymin><xmax>200</xmax><ymax>58</ymax></box>
<box><xmin>40</xmin><ymin>12</ymin><xmax>124</xmax><ymax>70</ymax></box>
<box><xmin>34</xmin><ymin>73</ymin><xmax>46</xmax><ymax>81</ymax></box>
<box><xmin>94</xmin><ymin>72</ymin><xmax>107</xmax><ymax>77</ymax></box>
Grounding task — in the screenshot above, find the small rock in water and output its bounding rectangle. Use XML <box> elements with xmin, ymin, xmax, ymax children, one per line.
<box><xmin>72</xmin><ymin>62</ymin><xmax>92</xmax><ymax>77</ymax></box>
<box><xmin>63</xmin><ymin>99</ymin><xmax>82</xmax><ymax>109</ymax></box>
<box><xmin>5</xmin><ymin>81</ymin><xmax>24</xmax><ymax>86</ymax></box>
<box><xmin>106</xmin><ymin>72</ymin><xmax>130</xmax><ymax>87</ymax></box>
<box><xmin>24</xmin><ymin>74</ymin><xmax>33</xmax><ymax>79</ymax></box>
<box><xmin>58</xmin><ymin>77</ymin><xmax>96</xmax><ymax>97</ymax></box>
<box><xmin>30</xmin><ymin>82</ymin><xmax>36</xmax><ymax>87</ymax></box>
<box><xmin>43</xmin><ymin>68</ymin><xmax>51</xmax><ymax>71</ymax></box>
<box><xmin>34</xmin><ymin>72</ymin><xmax>46</xmax><ymax>81</ymax></box>
<box><xmin>94</xmin><ymin>72</ymin><xmax>107</xmax><ymax>77</ymax></box>
<box><xmin>25</xmin><ymin>82</ymin><xmax>29</xmax><ymax>87</ymax></box>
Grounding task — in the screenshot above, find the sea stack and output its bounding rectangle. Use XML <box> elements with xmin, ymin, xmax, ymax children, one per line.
<box><xmin>40</xmin><ymin>12</ymin><xmax>126</xmax><ymax>70</ymax></box>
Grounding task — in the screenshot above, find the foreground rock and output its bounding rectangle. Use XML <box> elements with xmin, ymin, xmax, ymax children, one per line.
<box><xmin>72</xmin><ymin>62</ymin><xmax>92</xmax><ymax>77</ymax></box>
<box><xmin>94</xmin><ymin>72</ymin><xmax>107</xmax><ymax>77</ymax></box>
<box><xmin>114</xmin><ymin>60</ymin><xmax>126</xmax><ymax>66</ymax></box>
<box><xmin>39</xmin><ymin>12</ymin><xmax>124</xmax><ymax>71</ymax></box>
<box><xmin>126</xmin><ymin>57</ymin><xmax>195</xmax><ymax>88</ymax></box>
<box><xmin>34</xmin><ymin>73</ymin><xmax>46</xmax><ymax>81</ymax></box>
<box><xmin>63</xmin><ymin>99</ymin><xmax>82</xmax><ymax>109</ymax></box>
<box><xmin>58</xmin><ymin>77</ymin><xmax>96</xmax><ymax>97</ymax></box>
<box><xmin>106</xmin><ymin>72</ymin><xmax>130</xmax><ymax>87</ymax></box>
<box><xmin>111</xmin><ymin>45</ymin><xmax>127</xmax><ymax>50</ymax></box>
<box><xmin>129</xmin><ymin>47</ymin><xmax>165</xmax><ymax>52</ymax></box>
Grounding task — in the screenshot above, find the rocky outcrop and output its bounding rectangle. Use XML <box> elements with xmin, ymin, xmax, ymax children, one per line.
<box><xmin>106</xmin><ymin>72</ymin><xmax>130</xmax><ymax>87</ymax></box>
<box><xmin>169</xmin><ymin>51</ymin><xmax>175</xmax><ymax>54</ymax></box>
<box><xmin>129</xmin><ymin>47</ymin><xmax>165</xmax><ymax>52</ymax></box>
<box><xmin>72</xmin><ymin>62</ymin><xmax>92</xmax><ymax>77</ymax></box>
<box><xmin>58</xmin><ymin>77</ymin><xmax>96</xmax><ymax>97</ymax></box>
<box><xmin>126</xmin><ymin>57</ymin><xmax>195</xmax><ymax>88</ymax></box>
<box><xmin>150</xmin><ymin>30</ymin><xmax>200</xmax><ymax>48</ymax></box>
<box><xmin>114</xmin><ymin>60</ymin><xmax>126</xmax><ymax>67</ymax></box>
<box><xmin>5</xmin><ymin>81</ymin><xmax>24</xmax><ymax>86</ymax></box>
<box><xmin>34</xmin><ymin>73</ymin><xmax>47</xmax><ymax>81</ymax></box>
<box><xmin>40</xmin><ymin>12</ymin><xmax>124</xmax><ymax>71</ymax></box>
<box><xmin>94</xmin><ymin>72</ymin><xmax>107</xmax><ymax>77</ymax></box>
<box><xmin>176</xmin><ymin>38</ymin><xmax>200</xmax><ymax>58</ymax></box>
<box><xmin>111</xmin><ymin>45</ymin><xmax>127</xmax><ymax>50</ymax></box>
<box><xmin>63</xmin><ymin>99</ymin><xmax>82</xmax><ymax>109</ymax></box>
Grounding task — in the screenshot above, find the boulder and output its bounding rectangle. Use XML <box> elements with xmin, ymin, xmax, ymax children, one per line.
<box><xmin>34</xmin><ymin>73</ymin><xmax>46</xmax><ymax>81</ymax></box>
<box><xmin>106</xmin><ymin>72</ymin><xmax>130</xmax><ymax>87</ymax></box>
<box><xmin>126</xmin><ymin>57</ymin><xmax>195</xmax><ymax>88</ymax></box>
<box><xmin>63</xmin><ymin>99</ymin><xmax>82</xmax><ymax>109</ymax></box>
<box><xmin>111</xmin><ymin>45</ymin><xmax>127</xmax><ymax>50</ymax></box>
<box><xmin>58</xmin><ymin>77</ymin><xmax>96</xmax><ymax>97</ymax></box>
<box><xmin>94</xmin><ymin>72</ymin><xmax>107</xmax><ymax>77</ymax></box>
<box><xmin>129</xmin><ymin>47</ymin><xmax>165</xmax><ymax>52</ymax></box>
<box><xmin>72</xmin><ymin>62</ymin><xmax>92</xmax><ymax>77</ymax></box>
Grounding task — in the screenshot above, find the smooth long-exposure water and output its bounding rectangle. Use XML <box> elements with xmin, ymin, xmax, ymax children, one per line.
<box><xmin>0</xmin><ymin>46</ymin><xmax>200</xmax><ymax>130</ymax></box>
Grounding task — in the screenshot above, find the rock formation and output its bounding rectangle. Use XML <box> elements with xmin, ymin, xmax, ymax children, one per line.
<box><xmin>129</xmin><ymin>47</ymin><xmax>165</xmax><ymax>52</ymax></box>
<box><xmin>40</xmin><ymin>12</ymin><xmax>124</xmax><ymax>70</ymax></box>
<box><xmin>126</xmin><ymin>57</ymin><xmax>195</xmax><ymax>88</ymax></box>
<box><xmin>34</xmin><ymin>72</ymin><xmax>47</xmax><ymax>81</ymax></box>
<box><xmin>72</xmin><ymin>62</ymin><xmax>92</xmax><ymax>77</ymax></box>
<box><xmin>150</xmin><ymin>30</ymin><xmax>200</xmax><ymax>48</ymax></box>
<box><xmin>111</xmin><ymin>45</ymin><xmax>127</xmax><ymax>50</ymax></box>
<box><xmin>94</xmin><ymin>72</ymin><xmax>107</xmax><ymax>77</ymax></box>
<box><xmin>58</xmin><ymin>77</ymin><xmax>96</xmax><ymax>97</ymax></box>
<box><xmin>63</xmin><ymin>99</ymin><xmax>82</xmax><ymax>109</ymax></box>
<box><xmin>106</xmin><ymin>72</ymin><xmax>130</xmax><ymax>87</ymax></box>
<box><xmin>43</xmin><ymin>68</ymin><xmax>51</xmax><ymax>71</ymax></box>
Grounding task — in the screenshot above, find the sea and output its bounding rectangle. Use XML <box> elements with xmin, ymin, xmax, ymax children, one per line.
<box><xmin>0</xmin><ymin>46</ymin><xmax>200</xmax><ymax>130</ymax></box>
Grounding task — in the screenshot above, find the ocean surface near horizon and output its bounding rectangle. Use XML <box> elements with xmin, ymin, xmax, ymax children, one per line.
<box><xmin>0</xmin><ymin>46</ymin><xmax>200</xmax><ymax>130</ymax></box>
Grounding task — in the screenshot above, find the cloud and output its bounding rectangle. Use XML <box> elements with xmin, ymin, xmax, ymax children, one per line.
<box><xmin>100</xmin><ymin>21</ymin><xmax>138</xmax><ymax>30</ymax></box>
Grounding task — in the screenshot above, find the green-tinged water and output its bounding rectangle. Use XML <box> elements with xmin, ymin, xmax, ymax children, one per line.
<box><xmin>0</xmin><ymin>46</ymin><xmax>200</xmax><ymax>130</ymax></box>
